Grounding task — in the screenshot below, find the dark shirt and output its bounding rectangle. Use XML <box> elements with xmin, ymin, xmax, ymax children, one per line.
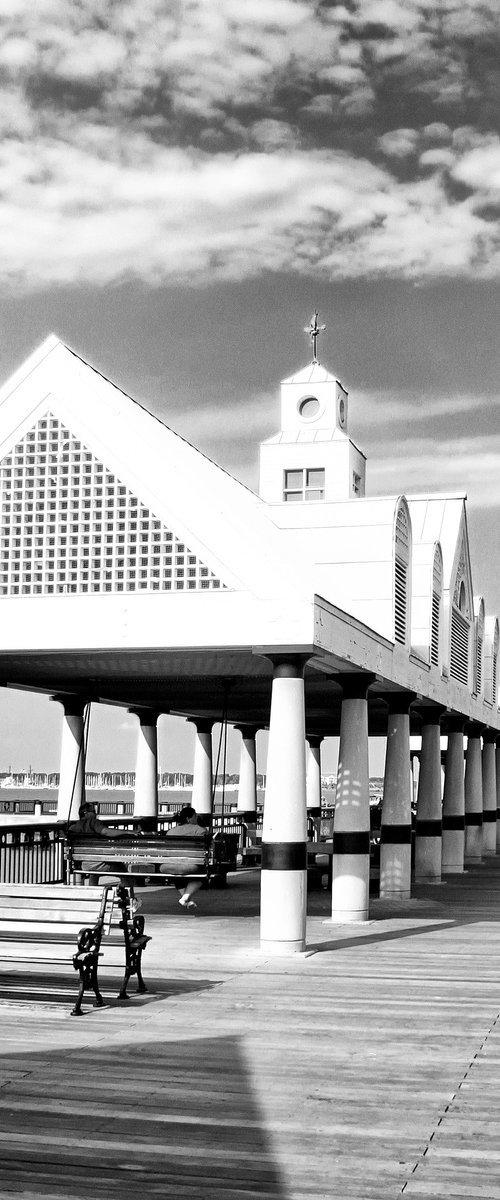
<box><xmin>68</xmin><ymin>813</ymin><xmax>122</xmax><ymax>840</ymax></box>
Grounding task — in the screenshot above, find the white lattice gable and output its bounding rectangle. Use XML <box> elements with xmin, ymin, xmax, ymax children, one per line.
<box><xmin>0</xmin><ymin>336</ymin><xmax>312</xmax><ymax>605</ymax></box>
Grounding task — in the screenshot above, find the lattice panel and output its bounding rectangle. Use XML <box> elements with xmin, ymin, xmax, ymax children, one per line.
<box><xmin>0</xmin><ymin>414</ymin><xmax>225</xmax><ymax>596</ymax></box>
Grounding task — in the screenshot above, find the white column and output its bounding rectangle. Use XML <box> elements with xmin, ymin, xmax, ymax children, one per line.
<box><xmin>235</xmin><ymin>725</ymin><xmax>258</xmax><ymax>815</ymax></box>
<box><xmin>442</xmin><ymin>721</ymin><xmax>465</xmax><ymax>874</ymax></box>
<box><xmin>130</xmin><ymin>708</ymin><xmax>159</xmax><ymax>820</ymax></box>
<box><xmin>53</xmin><ymin>696</ymin><xmax>87</xmax><ymax>822</ymax></box>
<box><xmin>260</xmin><ymin>659</ymin><xmax>308</xmax><ymax>955</ymax></box>
<box><xmin>496</xmin><ymin>739</ymin><xmax>500</xmax><ymax>852</ymax></box>
<box><xmin>191</xmin><ymin>720</ymin><xmax>214</xmax><ymax>815</ymax></box>
<box><xmin>464</xmin><ymin>722</ymin><xmax>483</xmax><ymax>864</ymax></box>
<box><xmin>482</xmin><ymin>731</ymin><xmax>497</xmax><ymax>856</ymax></box>
<box><xmin>306</xmin><ymin>736</ymin><xmax>323</xmax><ymax>812</ymax></box>
<box><xmin>414</xmin><ymin>707</ymin><xmax>444</xmax><ymax>883</ymax></box>
<box><xmin>331</xmin><ymin>674</ymin><xmax>374</xmax><ymax>923</ymax></box>
<box><xmin>379</xmin><ymin>694</ymin><xmax>414</xmax><ymax>900</ymax></box>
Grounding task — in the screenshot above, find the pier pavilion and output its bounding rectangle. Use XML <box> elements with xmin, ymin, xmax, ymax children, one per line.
<box><xmin>0</xmin><ymin>325</ymin><xmax>498</xmax><ymax>953</ymax></box>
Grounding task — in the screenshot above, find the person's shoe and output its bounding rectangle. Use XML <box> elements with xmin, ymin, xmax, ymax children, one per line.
<box><xmin>178</xmin><ymin>895</ymin><xmax>190</xmax><ymax>907</ymax></box>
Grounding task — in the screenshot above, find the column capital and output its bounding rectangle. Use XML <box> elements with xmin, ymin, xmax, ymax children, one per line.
<box><xmin>264</xmin><ymin>653</ymin><xmax>312</xmax><ymax>679</ymax></box>
<box><xmin>413</xmin><ymin>703</ymin><xmax>447</xmax><ymax>727</ymax></box>
<box><xmin>189</xmin><ymin>717</ymin><xmax>214</xmax><ymax>735</ymax></box>
<box><xmin>234</xmin><ymin>724</ymin><xmax>260</xmax><ymax>739</ymax></box>
<box><xmin>441</xmin><ymin>712</ymin><xmax>466</xmax><ymax>735</ymax></box>
<box><xmin>380</xmin><ymin>690</ymin><xmax>416</xmax><ymax>715</ymax></box>
<box><xmin>482</xmin><ymin>727</ymin><xmax>498</xmax><ymax>745</ymax></box>
<box><xmin>464</xmin><ymin>720</ymin><xmax>485</xmax><ymax>739</ymax></box>
<box><xmin>51</xmin><ymin>694</ymin><xmax>87</xmax><ymax>717</ymax></box>
<box><xmin>128</xmin><ymin>707</ymin><xmax>161</xmax><ymax>726</ymax></box>
<box><xmin>306</xmin><ymin>733</ymin><xmax>323</xmax><ymax>749</ymax></box>
<box><xmin>337</xmin><ymin>672</ymin><xmax>376</xmax><ymax>701</ymax></box>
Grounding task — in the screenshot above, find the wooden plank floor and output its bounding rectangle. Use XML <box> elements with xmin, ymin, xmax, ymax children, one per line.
<box><xmin>1</xmin><ymin>861</ymin><xmax>500</xmax><ymax>1199</ymax></box>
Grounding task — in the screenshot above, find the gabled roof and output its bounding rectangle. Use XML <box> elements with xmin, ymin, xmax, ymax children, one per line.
<box><xmin>0</xmin><ymin>335</ymin><xmax>314</xmax><ymax>606</ymax></box>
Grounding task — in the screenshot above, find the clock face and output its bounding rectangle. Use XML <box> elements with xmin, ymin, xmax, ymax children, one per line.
<box><xmin>339</xmin><ymin>397</ymin><xmax>345</xmax><ymax>425</ymax></box>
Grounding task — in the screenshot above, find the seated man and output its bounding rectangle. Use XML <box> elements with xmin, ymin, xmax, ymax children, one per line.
<box><xmin>67</xmin><ymin>800</ymin><xmax>133</xmax><ymax>885</ymax></box>
<box><xmin>161</xmin><ymin>805</ymin><xmax>210</xmax><ymax>909</ymax></box>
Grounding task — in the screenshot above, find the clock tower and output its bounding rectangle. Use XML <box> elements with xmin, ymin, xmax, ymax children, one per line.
<box><xmin>259</xmin><ymin>313</ymin><xmax>366</xmax><ymax>504</ymax></box>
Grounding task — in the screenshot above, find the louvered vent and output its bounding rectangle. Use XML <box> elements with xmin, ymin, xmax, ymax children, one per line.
<box><xmin>394</xmin><ymin>559</ymin><xmax>408</xmax><ymax>644</ymax></box>
<box><xmin>431</xmin><ymin>592</ymin><xmax>440</xmax><ymax>666</ymax></box>
<box><xmin>450</xmin><ymin>608</ymin><xmax>470</xmax><ymax>685</ymax></box>
<box><xmin>475</xmin><ymin>636</ymin><xmax>483</xmax><ymax>694</ymax></box>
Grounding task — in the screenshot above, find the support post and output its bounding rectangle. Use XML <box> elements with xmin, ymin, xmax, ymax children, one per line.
<box><xmin>482</xmin><ymin>730</ymin><xmax>497</xmax><ymax>856</ymax></box>
<box><xmin>414</xmin><ymin>706</ymin><xmax>445</xmax><ymax>883</ymax></box>
<box><xmin>331</xmin><ymin>674</ymin><xmax>375</xmax><ymax>923</ymax></box>
<box><xmin>235</xmin><ymin>725</ymin><xmax>259</xmax><ymax>815</ymax></box>
<box><xmin>129</xmin><ymin>708</ymin><xmax>159</xmax><ymax>820</ymax></box>
<box><xmin>306</xmin><ymin>735</ymin><xmax>323</xmax><ymax>812</ymax></box>
<box><xmin>260</xmin><ymin>658</ymin><xmax>308</xmax><ymax>954</ymax></box>
<box><xmin>53</xmin><ymin>696</ymin><xmax>87</xmax><ymax>822</ymax></box>
<box><xmin>190</xmin><ymin>720</ymin><xmax>214</xmax><ymax>815</ymax></box>
<box><xmin>442</xmin><ymin>717</ymin><xmax>466</xmax><ymax>875</ymax></box>
<box><xmin>379</xmin><ymin>693</ymin><xmax>415</xmax><ymax>900</ymax></box>
<box><xmin>464</xmin><ymin>722</ymin><xmax>484</xmax><ymax>864</ymax></box>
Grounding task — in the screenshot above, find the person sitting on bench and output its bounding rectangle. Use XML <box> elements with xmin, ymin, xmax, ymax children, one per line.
<box><xmin>162</xmin><ymin>805</ymin><xmax>210</xmax><ymax>909</ymax></box>
<box><xmin>67</xmin><ymin>801</ymin><xmax>132</xmax><ymax>885</ymax></box>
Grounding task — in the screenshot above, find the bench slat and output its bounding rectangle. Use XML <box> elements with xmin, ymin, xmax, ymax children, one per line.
<box><xmin>0</xmin><ymin>884</ymin><xmax>107</xmax><ymax>900</ymax></box>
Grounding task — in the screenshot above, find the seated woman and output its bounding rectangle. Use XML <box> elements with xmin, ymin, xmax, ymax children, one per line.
<box><xmin>67</xmin><ymin>800</ymin><xmax>132</xmax><ymax>885</ymax></box>
<box><xmin>161</xmin><ymin>805</ymin><xmax>210</xmax><ymax>909</ymax></box>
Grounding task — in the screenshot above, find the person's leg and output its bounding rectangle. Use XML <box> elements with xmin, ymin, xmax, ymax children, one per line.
<box><xmin>178</xmin><ymin>879</ymin><xmax>203</xmax><ymax>908</ymax></box>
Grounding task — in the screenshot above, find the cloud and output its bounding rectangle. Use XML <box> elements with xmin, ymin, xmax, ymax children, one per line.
<box><xmin>368</xmin><ymin>434</ymin><xmax>500</xmax><ymax>509</ymax></box>
<box><xmin>0</xmin><ymin>2</ymin><xmax>499</xmax><ymax>290</ymax></box>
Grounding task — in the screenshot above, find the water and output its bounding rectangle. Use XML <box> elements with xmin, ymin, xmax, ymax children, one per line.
<box><xmin>0</xmin><ymin>786</ymin><xmax>269</xmax><ymax>825</ymax></box>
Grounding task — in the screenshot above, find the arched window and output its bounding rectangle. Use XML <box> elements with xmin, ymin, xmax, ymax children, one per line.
<box><xmin>450</xmin><ymin>547</ymin><xmax>472</xmax><ymax>686</ymax></box>
<box><xmin>484</xmin><ymin>617</ymin><xmax>499</xmax><ymax>707</ymax></box>
<box><xmin>394</xmin><ymin>502</ymin><xmax>410</xmax><ymax>645</ymax></box>
<box><xmin>473</xmin><ymin>597</ymin><xmax>485</xmax><ymax>696</ymax></box>
<box><xmin>430</xmin><ymin>546</ymin><xmax>443</xmax><ymax>668</ymax></box>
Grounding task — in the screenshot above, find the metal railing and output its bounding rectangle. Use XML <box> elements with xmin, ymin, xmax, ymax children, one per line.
<box><xmin>0</xmin><ymin>823</ymin><xmax>66</xmax><ymax>884</ymax></box>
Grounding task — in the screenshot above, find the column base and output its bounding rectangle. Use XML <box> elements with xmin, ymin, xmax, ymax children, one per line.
<box><xmin>442</xmin><ymin>865</ymin><xmax>465</xmax><ymax>875</ymax></box>
<box><xmin>378</xmin><ymin>888</ymin><xmax>411</xmax><ymax>900</ymax></box>
<box><xmin>328</xmin><ymin>910</ymin><xmax>370</xmax><ymax>924</ymax></box>
<box><xmin>259</xmin><ymin>939</ymin><xmax>307</xmax><ymax>955</ymax></box>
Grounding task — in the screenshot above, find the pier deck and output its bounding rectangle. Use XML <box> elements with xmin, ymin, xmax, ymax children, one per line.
<box><xmin>0</xmin><ymin>861</ymin><xmax>500</xmax><ymax>1199</ymax></box>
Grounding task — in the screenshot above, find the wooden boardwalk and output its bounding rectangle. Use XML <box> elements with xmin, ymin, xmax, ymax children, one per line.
<box><xmin>1</xmin><ymin>861</ymin><xmax>500</xmax><ymax>1199</ymax></box>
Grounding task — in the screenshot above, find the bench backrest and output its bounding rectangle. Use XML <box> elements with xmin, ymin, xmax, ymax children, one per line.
<box><xmin>0</xmin><ymin>883</ymin><xmax>115</xmax><ymax>938</ymax></box>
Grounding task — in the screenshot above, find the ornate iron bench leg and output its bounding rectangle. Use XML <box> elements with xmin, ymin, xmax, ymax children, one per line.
<box><xmin>72</xmin><ymin>924</ymin><xmax>103</xmax><ymax>1016</ymax></box>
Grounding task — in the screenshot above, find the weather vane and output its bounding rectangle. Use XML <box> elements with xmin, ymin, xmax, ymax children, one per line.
<box><xmin>304</xmin><ymin>311</ymin><xmax>326</xmax><ymax>364</ymax></box>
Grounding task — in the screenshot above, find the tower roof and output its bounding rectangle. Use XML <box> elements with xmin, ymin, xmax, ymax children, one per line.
<box><xmin>281</xmin><ymin>362</ymin><xmax>340</xmax><ymax>386</ymax></box>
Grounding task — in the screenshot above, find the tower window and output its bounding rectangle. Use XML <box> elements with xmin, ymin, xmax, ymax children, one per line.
<box><xmin>352</xmin><ymin>472</ymin><xmax>361</xmax><ymax>497</ymax></box>
<box><xmin>283</xmin><ymin>468</ymin><xmax>325</xmax><ymax>502</ymax></box>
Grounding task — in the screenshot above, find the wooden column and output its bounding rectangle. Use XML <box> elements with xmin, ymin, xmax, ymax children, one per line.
<box><xmin>414</xmin><ymin>706</ymin><xmax>445</xmax><ymax>883</ymax></box>
<box><xmin>331</xmin><ymin>674</ymin><xmax>375</xmax><ymax>923</ymax></box>
<box><xmin>130</xmin><ymin>708</ymin><xmax>159</xmax><ymax>820</ymax></box>
<box><xmin>260</xmin><ymin>658</ymin><xmax>308</xmax><ymax>955</ymax></box>
<box><xmin>53</xmin><ymin>695</ymin><xmax>87</xmax><ymax>822</ymax></box>
<box><xmin>442</xmin><ymin>717</ymin><xmax>466</xmax><ymax>875</ymax></box>
<box><xmin>464</xmin><ymin>721</ymin><xmax>484</xmax><ymax>864</ymax></box>
<box><xmin>306</xmin><ymin>735</ymin><xmax>323</xmax><ymax>812</ymax></box>
<box><xmin>482</xmin><ymin>730</ymin><xmax>497</xmax><ymax>856</ymax></box>
<box><xmin>190</xmin><ymin>720</ymin><xmax>214</xmax><ymax>815</ymax></box>
<box><xmin>379</xmin><ymin>692</ymin><xmax>415</xmax><ymax>900</ymax></box>
<box><xmin>235</xmin><ymin>725</ymin><xmax>259</xmax><ymax>815</ymax></box>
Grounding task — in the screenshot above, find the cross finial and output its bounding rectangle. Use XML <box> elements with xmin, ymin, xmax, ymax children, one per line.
<box><xmin>304</xmin><ymin>310</ymin><xmax>326</xmax><ymax>364</ymax></box>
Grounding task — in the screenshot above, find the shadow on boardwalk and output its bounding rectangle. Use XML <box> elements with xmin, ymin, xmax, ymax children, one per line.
<box><xmin>0</xmin><ymin>1033</ymin><xmax>286</xmax><ymax>1199</ymax></box>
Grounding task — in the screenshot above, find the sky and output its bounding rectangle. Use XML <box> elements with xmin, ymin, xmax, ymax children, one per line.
<box><xmin>0</xmin><ymin>0</ymin><xmax>500</xmax><ymax>776</ymax></box>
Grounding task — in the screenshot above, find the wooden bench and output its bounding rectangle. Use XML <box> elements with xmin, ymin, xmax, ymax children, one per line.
<box><xmin>0</xmin><ymin>883</ymin><xmax>151</xmax><ymax>1014</ymax></box>
<box><xmin>65</xmin><ymin>831</ymin><xmax>239</xmax><ymax>888</ymax></box>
